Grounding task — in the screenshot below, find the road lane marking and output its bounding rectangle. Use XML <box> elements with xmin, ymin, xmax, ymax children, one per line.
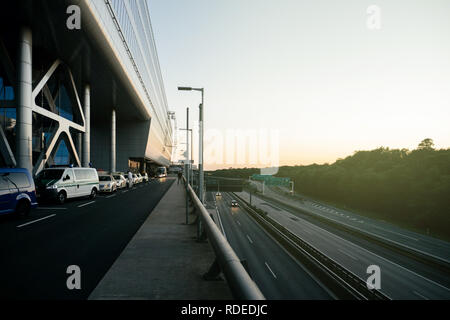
<box><xmin>244</xmin><ymin>192</ymin><xmax>450</xmax><ymax>293</ymax></box>
<box><xmin>265</xmin><ymin>262</ymin><xmax>277</xmax><ymax>279</ymax></box>
<box><xmin>236</xmin><ymin>220</ymin><xmax>241</xmax><ymax>227</ymax></box>
<box><xmin>216</xmin><ymin>208</ymin><xmax>227</xmax><ymax>239</ymax></box>
<box><xmin>37</xmin><ymin>207</ymin><xmax>67</xmax><ymax>210</ymax></box>
<box><xmin>287</xmin><ymin>212</ymin><xmax>450</xmax><ymax>292</ymax></box>
<box><xmin>78</xmin><ymin>201</ymin><xmax>95</xmax><ymax>208</ymax></box>
<box><xmin>394</xmin><ymin>233</ymin><xmax>419</xmax><ymax>241</ymax></box>
<box><xmin>412</xmin><ymin>291</ymin><xmax>429</xmax><ymax>300</ymax></box>
<box><xmin>338</xmin><ymin>249</ymin><xmax>359</xmax><ymax>261</ymax></box>
<box><xmin>106</xmin><ymin>195</ymin><xmax>116</xmax><ymax>199</ymax></box>
<box><xmin>122</xmin><ymin>190</ymin><xmax>129</xmax><ymax>193</ymax></box>
<box><xmin>247</xmin><ymin>235</ymin><xmax>253</xmax><ymax>244</ymax></box>
<box><xmin>17</xmin><ymin>214</ymin><xmax>56</xmax><ymax>228</ymax></box>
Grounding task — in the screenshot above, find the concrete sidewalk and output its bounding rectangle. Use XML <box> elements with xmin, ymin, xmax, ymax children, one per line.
<box><xmin>89</xmin><ymin>178</ymin><xmax>232</xmax><ymax>300</ymax></box>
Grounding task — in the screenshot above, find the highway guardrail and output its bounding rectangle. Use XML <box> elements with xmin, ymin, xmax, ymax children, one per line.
<box><xmin>249</xmin><ymin>190</ymin><xmax>450</xmax><ymax>274</ymax></box>
<box><xmin>232</xmin><ymin>192</ymin><xmax>390</xmax><ymax>300</ymax></box>
<box><xmin>186</xmin><ymin>183</ymin><xmax>265</xmax><ymax>300</ymax></box>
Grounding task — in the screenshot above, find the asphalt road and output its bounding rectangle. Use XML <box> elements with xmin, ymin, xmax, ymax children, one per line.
<box><xmin>249</xmin><ymin>181</ymin><xmax>450</xmax><ymax>264</ymax></box>
<box><xmin>236</xmin><ymin>191</ymin><xmax>450</xmax><ymax>300</ymax></box>
<box><xmin>209</xmin><ymin>192</ymin><xmax>334</xmax><ymax>300</ymax></box>
<box><xmin>0</xmin><ymin>178</ymin><xmax>174</xmax><ymax>300</ymax></box>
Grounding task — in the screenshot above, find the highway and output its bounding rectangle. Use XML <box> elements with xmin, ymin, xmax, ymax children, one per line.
<box><xmin>249</xmin><ymin>181</ymin><xmax>450</xmax><ymax>264</ymax></box>
<box><xmin>235</xmin><ymin>191</ymin><xmax>450</xmax><ymax>300</ymax></box>
<box><xmin>0</xmin><ymin>178</ymin><xmax>174</xmax><ymax>300</ymax></box>
<box><xmin>208</xmin><ymin>192</ymin><xmax>334</xmax><ymax>300</ymax></box>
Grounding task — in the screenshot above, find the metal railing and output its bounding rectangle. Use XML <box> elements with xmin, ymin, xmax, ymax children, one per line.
<box><xmin>186</xmin><ymin>182</ymin><xmax>265</xmax><ymax>300</ymax></box>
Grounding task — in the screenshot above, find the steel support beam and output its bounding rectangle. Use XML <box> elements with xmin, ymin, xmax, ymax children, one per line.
<box><xmin>82</xmin><ymin>85</ymin><xmax>90</xmax><ymax>167</ymax></box>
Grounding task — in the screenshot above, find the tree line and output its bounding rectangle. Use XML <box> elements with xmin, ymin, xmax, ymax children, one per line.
<box><xmin>209</xmin><ymin>139</ymin><xmax>450</xmax><ymax>239</ymax></box>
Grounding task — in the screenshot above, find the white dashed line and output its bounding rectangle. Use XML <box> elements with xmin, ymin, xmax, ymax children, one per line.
<box><xmin>412</xmin><ymin>291</ymin><xmax>429</xmax><ymax>300</ymax></box>
<box><xmin>78</xmin><ymin>201</ymin><xmax>95</xmax><ymax>208</ymax></box>
<box><xmin>265</xmin><ymin>262</ymin><xmax>277</xmax><ymax>279</ymax></box>
<box><xmin>338</xmin><ymin>249</ymin><xmax>359</xmax><ymax>261</ymax></box>
<box><xmin>247</xmin><ymin>235</ymin><xmax>253</xmax><ymax>244</ymax></box>
<box><xmin>17</xmin><ymin>214</ymin><xmax>56</xmax><ymax>228</ymax></box>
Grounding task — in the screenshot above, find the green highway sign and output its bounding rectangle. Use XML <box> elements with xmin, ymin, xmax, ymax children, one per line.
<box><xmin>251</xmin><ymin>174</ymin><xmax>291</xmax><ymax>186</ymax></box>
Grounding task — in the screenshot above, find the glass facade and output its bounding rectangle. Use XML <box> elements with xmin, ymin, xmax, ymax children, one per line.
<box><xmin>108</xmin><ymin>0</ymin><xmax>172</xmax><ymax>145</ymax></box>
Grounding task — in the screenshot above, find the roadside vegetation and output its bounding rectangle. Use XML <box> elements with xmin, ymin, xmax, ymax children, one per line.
<box><xmin>210</xmin><ymin>139</ymin><xmax>450</xmax><ymax>239</ymax></box>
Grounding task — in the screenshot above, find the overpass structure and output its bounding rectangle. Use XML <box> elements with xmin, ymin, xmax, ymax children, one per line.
<box><xmin>0</xmin><ymin>0</ymin><xmax>173</xmax><ymax>175</ymax></box>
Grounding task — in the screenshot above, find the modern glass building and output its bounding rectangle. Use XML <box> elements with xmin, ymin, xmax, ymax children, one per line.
<box><xmin>0</xmin><ymin>0</ymin><xmax>173</xmax><ymax>175</ymax></box>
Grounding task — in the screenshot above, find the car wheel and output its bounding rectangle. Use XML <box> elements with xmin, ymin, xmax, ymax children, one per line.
<box><xmin>90</xmin><ymin>188</ymin><xmax>97</xmax><ymax>200</ymax></box>
<box><xmin>16</xmin><ymin>201</ymin><xmax>31</xmax><ymax>217</ymax></box>
<box><xmin>57</xmin><ymin>191</ymin><xmax>67</xmax><ymax>205</ymax></box>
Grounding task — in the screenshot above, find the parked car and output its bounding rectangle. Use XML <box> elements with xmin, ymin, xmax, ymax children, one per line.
<box><xmin>142</xmin><ymin>173</ymin><xmax>149</xmax><ymax>183</ymax></box>
<box><xmin>136</xmin><ymin>173</ymin><xmax>143</xmax><ymax>184</ymax></box>
<box><xmin>35</xmin><ymin>167</ymin><xmax>99</xmax><ymax>204</ymax></box>
<box><xmin>133</xmin><ymin>174</ymin><xmax>139</xmax><ymax>184</ymax></box>
<box><xmin>0</xmin><ymin>168</ymin><xmax>38</xmax><ymax>217</ymax></box>
<box><xmin>113</xmin><ymin>174</ymin><xmax>127</xmax><ymax>189</ymax></box>
<box><xmin>231</xmin><ymin>200</ymin><xmax>239</xmax><ymax>207</ymax></box>
<box><xmin>99</xmin><ymin>175</ymin><xmax>117</xmax><ymax>193</ymax></box>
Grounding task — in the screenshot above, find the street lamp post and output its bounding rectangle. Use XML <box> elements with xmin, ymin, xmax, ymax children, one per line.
<box><xmin>178</xmin><ymin>87</ymin><xmax>205</xmax><ymax>204</ymax></box>
<box><xmin>185</xmin><ymin>108</ymin><xmax>189</xmax><ymax>224</ymax></box>
<box><xmin>180</xmin><ymin>128</ymin><xmax>193</xmax><ymax>187</ymax></box>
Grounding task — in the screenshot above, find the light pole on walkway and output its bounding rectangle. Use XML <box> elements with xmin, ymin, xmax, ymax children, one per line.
<box><xmin>178</xmin><ymin>87</ymin><xmax>204</xmax><ymax>203</ymax></box>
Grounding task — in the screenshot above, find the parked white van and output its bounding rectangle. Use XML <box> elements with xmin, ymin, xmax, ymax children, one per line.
<box><xmin>35</xmin><ymin>167</ymin><xmax>99</xmax><ymax>204</ymax></box>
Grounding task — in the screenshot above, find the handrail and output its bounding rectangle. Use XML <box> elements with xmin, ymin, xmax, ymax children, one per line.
<box><xmin>186</xmin><ymin>183</ymin><xmax>265</xmax><ymax>300</ymax></box>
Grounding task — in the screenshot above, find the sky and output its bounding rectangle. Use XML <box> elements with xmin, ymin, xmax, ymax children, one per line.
<box><xmin>148</xmin><ymin>0</ymin><xmax>450</xmax><ymax>170</ymax></box>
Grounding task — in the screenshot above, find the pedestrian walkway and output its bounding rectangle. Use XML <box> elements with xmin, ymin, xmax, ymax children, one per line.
<box><xmin>89</xmin><ymin>178</ymin><xmax>232</xmax><ymax>300</ymax></box>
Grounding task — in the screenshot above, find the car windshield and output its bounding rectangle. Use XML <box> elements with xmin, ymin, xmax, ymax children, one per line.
<box><xmin>113</xmin><ymin>176</ymin><xmax>121</xmax><ymax>180</ymax></box>
<box><xmin>99</xmin><ymin>176</ymin><xmax>111</xmax><ymax>181</ymax></box>
<box><xmin>37</xmin><ymin>169</ymin><xmax>64</xmax><ymax>181</ymax></box>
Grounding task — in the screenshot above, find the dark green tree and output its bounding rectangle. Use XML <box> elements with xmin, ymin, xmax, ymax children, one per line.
<box><xmin>418</xmin><ymin>138</ymin><xmax>435</xmax><ymax>150</ymax></box>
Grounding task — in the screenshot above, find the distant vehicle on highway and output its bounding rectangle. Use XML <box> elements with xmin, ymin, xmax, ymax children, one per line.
<box><xmin>35</xmin><ymin>167</ymin><xmax>99</xmax><ymax>204</ymax></box>
<box><xmin>216</xmin><ymin>192</ymin><xmax>222</xmax><ymax>197</ymax></box>
<box><xmin>156</xmin><ymin>167</ymin><xmax>167</xmax><ymax>178</ymax></box>
<box><xmin>231</xmin><ymin>200</ymin><xmax>239</xmax><ymax>207</ymax></box>
<box><xmin>99</xmin><ymin>175</ymin><xmax>117</xmax><ymax>193</ymax></box>
<box><xmin>0</xmin><ymin>168</ymin><xmax>38</xmax><ymax>217</ymax></box>
<box><xmin>113</xmin><ymin>174</ymin><xmax>127</xmax><ymax>189</ymax></box>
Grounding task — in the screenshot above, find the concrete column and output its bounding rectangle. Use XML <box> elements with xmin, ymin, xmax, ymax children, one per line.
<box><xmin>111</xmin><ymin>109</ymin><xmax>116</xmax><ymax>172</ymax></box>
<box><xmin>16</xmin><ymin>27</ymin><xmax>33</xmax><ymax>172</ymax></box>
<box><xmin>77</xmin><ymin>132</ymin><xmax>82</xmax><ymax>160</ymax></box>
<box><xmin>82</xmin><ymin>85</ymin><xmax>90</xmax><ymax>167</ymax></box>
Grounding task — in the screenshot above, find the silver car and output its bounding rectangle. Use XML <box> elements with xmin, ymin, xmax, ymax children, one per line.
<box><xmin>99</xmin><ymin>175</ymin><xmax>117</xmax><ymax>193</ymax></box>
<box><xmin>113</xmin><ymin>174</ymin><xmax>127</xmax><ymax>189</ymax></box>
